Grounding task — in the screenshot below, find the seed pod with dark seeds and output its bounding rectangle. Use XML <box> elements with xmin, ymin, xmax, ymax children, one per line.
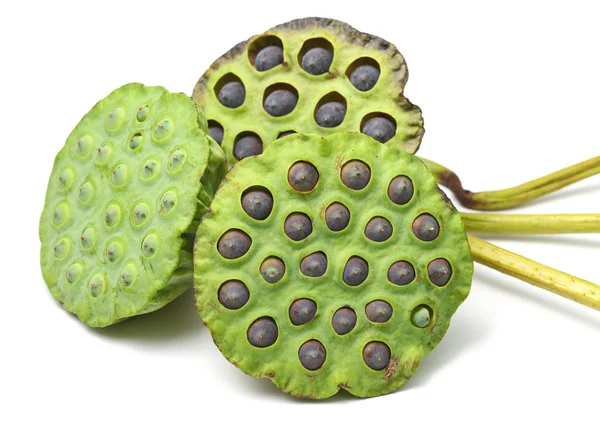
<box><xmin>194</xmin><ymin>133</ymin><xmax>473</xmax><ymax>399</ymax></box>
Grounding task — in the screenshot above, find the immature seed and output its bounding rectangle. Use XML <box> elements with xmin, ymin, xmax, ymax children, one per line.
<box><xmin>218</xmin><ymin>81</ymin><xmax>245</xmax><ymax>108</ymax></box>
<box><xmin>428</xmin><ymin>258</ymin><xmax>452</xmax><ymax>286</ymax></box>
<box><xmin>362</xmin><ymin>116</ymin><xmax>396</xmax><ymax>143</ymax></box>
<box><xmin>289</xmin><ymin>298</ymin><xmax>317</xmax><ymax>325</ymax></box>
<box><xmin>387</xmin><ymin>261</ymin><xmax>415</xmax><ymax>286</ymax></box>
<box><xmin>315</xmin><ymin>101</ymin><xmax>346</xmax><ymax>128</ymax></box>
<box><xmin>412</xmin><ymin>213</ymin><xmax>440</xmax><ymax>242</ymax></box>
<box><xmin>363</xmin><ymin>341</ymin><xmax>391</xmax><ymax>370</ymax></box>
<box><xmin>411</xmin><ymin>305</ymin><xmax>432</xmax><ymax>328</ymax></box>
<box><xmin>301</xmin><ymin>47</ymin><xmax>333</xmax><ymax>75</ymax></box>
<box><xmin>234</xmin><ymin>134</ymin><xmax>262</xmax><ymax>160</ymax></box>
<box><xmin>247</xmin><ymin>317</ymin><xmax>278</xmax><ymax>348</ymax></box>
<box><xmin>341</xmin><ymin>160</ymin><xmax>370</xmax><ymax>190</ymax></box>
<box><xmin>365</xmin><ymin>217</ymin><xmax>393</xmax><ymax>242</ymax></box>
<box><xmin>349</xmin><ymin>64</ymin><xmax>380</xmax><ymax>91</ymax></box>
<box><xmin>264</xmin><ymin>89</ymin><xmax>298</xmax><ymax>116</ymax></box>
<box><xmin>218</xmin><ymin>280</ymin><xmax>250</xmax><ymax>310</ymax></box>
<box><xmin>288</xmin><ymin>161</ymin><xmax>319</xmax><ymax>192</ymax></box>
<box><xmin>300</xmin><ymin>252</ymin><xmax>327</xmax><ymax>277</ymax></box>
<box><xmin>260</xmin><ymin>257</ymin><xmax>285</xmax><ymax>283</ymax></box>
<box><xmin>284</xmin><ymin>213</ymin><xmax>312</xmax><ymax>241</ymax></box>
<box><xmin>365</xmin><ymin>300</ymin><xmax>393</xmax><ymax>323</ymax></box>
<box><xmin>325</xmin><ymin>202</ymin><xmax>350</xmax><ymax>231</ymax></box>
<box><xmin>255</xmin><ymin>45</ymin><xmax>284</xmax><ymax>71</ymax></box>
<box><xmin>217</xmin><ymin>230</ymin><xmax>252</xmax><ymax>259</ymax></box>
<box><xmin>298</xmin><ymin>340</ymin><xmax>327</xmax><ymax>370</ymax></box>
<box><xmin>343</xmin><ymin>257</ymin><xmax>368</xmax><ymax>286</ymax></box>
<box><xmin>332</xmin><ymin>307</ymin><xmax>357</xmax><ymax>335</ymax></box>
<box><xmin>388</xmin><ymin>175</ymin><xmax>414</xmax><ymax>205</ymax></box>
<box><xmin>241</xmin><ymin>188</ymin><xmax>273</xmax><ymax>220</ymax></box>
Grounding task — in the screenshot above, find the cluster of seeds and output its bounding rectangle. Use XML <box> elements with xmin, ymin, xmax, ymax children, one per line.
<box><xmin>193</xmin><ymin>17</ymin><xmax>423</xmax><ymax>164</ymax></box>
<box><xmin>194</xmin><ymin>133</ymin><xmax>472</xmax><ymax>398</ymax></box>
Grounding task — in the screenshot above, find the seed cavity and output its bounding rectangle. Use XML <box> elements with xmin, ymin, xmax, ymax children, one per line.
<box><xmin>332</xmin><ymin>307</ymin><xmax>357</xmax><ymax>335</ymax></box>
<box><xmin>129</xmin><ymin>133</ymin><xmax>143</xmax><ymax>150</ymax></box>
<box><xmin>218</xmin><ymin>280</ymin><xmax>250</xmax><ymax>310</ymax></box>
<box><xmin>298</xmin><ymin>340</ymin><xmax>327</xmax><ymax>370</ymax></box>
<box><xmin>153</xmin><ymin>119</ymin><xmax>173</xmax><ymax>142</ymax></box>
<box><xmin>159</xmin><ymin>190</ymin><xmax>177</xmax><ymax>215</ymax></box>
<box><xmin>52</xmin><ymin>202</ymin><xmax>70</xmax><ymax>227</ymax></box>
<box><xmin>365</xmin><ymin>216</ymin><xmax>393</xmax><ymax>242</ymax></box>
<box><xmin>103</xmin><ymin>204</ymin><xmax>121</xmax><ymax>228</ymax></box>
<box><xmin>233</xmin><ymin>132</ymin><xmax>263</xmax><ymax>160</ymax></box>
<box><xmin>215</xmin><ymin>74</ymin><xmax>245</xmax><ymax>108</ymax></box>
<box><xmin>241</xmin><ymin>187</ymin><xmax>273</xmax><ymax>220</ymax></box>
<box><xmin>284</xmin><ymin>212</ymin><xmax>312</xmax><ymax>241</ymax></box>
<box><xmin>105</xmin><ymin>107</ymin><xmax>125</xmax><ymax>131</ymax></box>
<box><xmin>412</xmin><ymin>213</ymin><xmax>440</xmax><ymax>242</ymax></box>
<box><xmin>289</xmin><ymin>298</ymin><xmax>317</xmax><ymax>326</ymax></box>
<box><xmin>388</xmin><ymin>261</ymin><xmax>416</xmax><ymax>286</ymax></box>
<box><xmin>347</xmin><ymin>57</ymin><xmax>381</xmax><ymax>91</ymax></box>
<box><xmin>217</xmin><ymin>229</ymin><xmax>252</xmax><ymax>259</ymax></box>
<box><xmin>363</xmin><ymin>341</ymin><xmax>391</xmax><ymax>371</ymax></box>
<box><xmin>343</xmin><ymin>256</ymin><xmax>369</xmax><ymax>286</ymax></box>
<box><xmin>111</xmin><ymin>164</ymin><xmax>128</xmax><ymax>187</ymax></box>
<box><xmin>119</xmin><ymin>263</ymin><xmax>138</xmax><ymax>287</ymax></box>
<box><xmin>299</xmin><ymin>38</ymin><xmax>334</xmax><ymax>75</ymax></box>
<box><xmin>411</xmin><ymin>305</ymin><xmax>433</xmax><ymax>328</ymax></box>
<box><xmin>249</xmin><ymin>36</ymin><xmax>284</xmax><ymax>71</ymax></box>
<box><xmin>260</xmin><ymin>257</ymin><xmax>285</xmax><ymax>283</ymax></box>
<box><xmin>131</xmin><ymin>202</ymin><xmax>150</xmax><ymax>226</ymax></box>
<box><xmin>288</xmin><ymin>161</ymin><xmax>319</xmax><ymax>192</ymax></box>
<box><xmin>247</xmin><ymin>317</ymin><xmax>278</xmax><ymax>348</ymax></box>
<box><xmin>88</xmin><ymin>273</ymin><xmax>105</xmax><ymax>297</ymax></box>
<box><xmin>340</xmin><ymin>160</ymin><xmax>371</xmax><ymax>190</ymax></box>
<box><xmin>80</xmin><ymin>227</ymin><xmax>96</xmax><ymax>250</ymax></box>
<box><xmin>361</xmin><ymin>113</ymin><xmax>397</xmax><ymax>143</ymax></box>
<box><xmin>53</xmin><ymin>238</ymin><xmax>70</xmax><ymax>259</ymax></box>
<box><xmin>325</xmin><ymin>202</ymin><xmax>350</xmax><ymax>231</ymax></box>
<box><xmin>141</xmin><ymin>159</ymin><xmax>160</xmax><ymax>180</ymax></box>
<box><xmin>300</xmin><ymin>252</ymin><xmax>327</xmax><ymax>277</ymax></box>
<box><xmin>141</xmin><ymin>233</ymin><xmax>158</xmax><ymax>257</ymax></box>
<box><xmin>263</xmin><ymin>83</ymin><xmax>299</xmax><ymax>117</ymax></box>
<box><xmin>66</xmin><ymin>263</ymin><xmax>83</xmax><ymax>284</ymax></box>
<box><xmin>57</xmin><ymin>169</ymin><xmax>74</xmax><ymax>192</ymax></box>
<box><xmin>168</xmin><ymin>149</ymin><xmax>187</xmax><ymax>172</ymax></box>
<box><xmin>366</xmin><ymin>300</ymin><xmax>393</xmax><ymax>323</ymax></box>
<box><xmin>106</xmin><ymin>240</ymin><xmax>124</xmax><ymax>263</ymax></box>
<box><xmin>428</xmin><ymin>258</ymin><xmax>452</xmax><ymax>287</ymax></box>
<box><xmin>388</xmin><ymin>175</ymin><xmax>414</xmax><ymax>205</ymax></box>
<box><xmin>136</xmin><ymin>105</ymin><xmax>149</xmax><ymax>122</ymax></box>
<box><xmin>75</xmin><ymin>135</ymin><xmax>93</xmax><ymax>158</ymax></box>
<box><xmin>207</xmin><ymin>120</ymin><xmax>224</xmax><ymax>145</ymax></box>
<box><xmin>278</xmin><ymin>130</ymin><xmax>296</xmax><ymax>139</ymax></box>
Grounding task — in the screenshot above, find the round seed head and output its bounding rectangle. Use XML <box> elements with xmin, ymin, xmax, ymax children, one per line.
<box><xmin>340</xmin><ymin>160</ymin><xmax>371</xmax><ymax>190</ymax></box>
<box><xmin>365</xmin><ymin>217</ymin><xmax>393</xmax><ymax>242</ymax></box>
<box><xmin>412</xmin><ymin>213</ymin><xmax>440</xmax><ymax>242</ymax></box>
<box><xmin>362</xmin><ymin>341</ymin><xmax>391</xmax><ymax>371</ymax></box>
<box><xmin>217</xmin><ymin>230</ymin><xmax>252</xmax><ymax>259</ymax></box>
<box><xmin>234</xmin><ymin>133</ymin><xmax>263</xmax><ymax>160</ymax></box>
<box><xmin>247</xmin><ymin>317</ymin><xmax>278</xmax><ymax>348</ymax></box>
<box><xmin>428</xmin><ymin>258</ymin><xmax>452</xmax><ymax>287</ymax></box>
<box><xmin>289</xmin><ymin>298</ymin><xmax>317</xmax><ymax>326</ymax></box>
<box><xmin>288</xmin><ymin>161</ymin><xmax>319</xmax><ymax>192</ymax></box>
<box><xmin>300</xmin><ymin>252</ymin><xmax>327</xmax><ymax>277</ymax></box>
<box><xmin>362</xmin><ymin>116</ymin><xmax>396</xmax><ymax>143</ymax></box>
<box><xmin>325</xmin><ymin>202</ymin><xmax>350</xmax><ymax>231</ymax></box>
<box><xmin>208</xmin><ymin>121</ymin><xmax>224</xmax><ymax>145</ymax></box>
<box><xmin>298</xmin><ymin>340</ymin><xmax>327</xmax><ymax>370</ymax></box>
<box><xmin>255</xmin><ymin>45</ymin><xmax>284</xmax><ymax>71</ymax></box>
<box><xmin>388</xmin><ymin>175</ymin><xmax>414</xmax><ymax>205</ymax></box>
<box><xmin>315</xmin><ymin>101</ymin><xmax>346</xmax><ymax>128</ymax></box>
<box><xmin>218</xmin><ymin>81</ymin><xmax>245</xmax><ymax>108</ymax></box>
<box><xmin>264</xmin><ymin>88</ymin><xmax>298</xmax><ymax>117</ymax></box>
<box><xmin>301</xmin><ymin>47</ymin><xmax>333</xmax><ymax>75</ymax></box>
<box><xmin>349</xmin><ymin>64</ymin><xmax>380</xmax><ymax>91</ymax></box>
<box><xmin>260</xmin><ymin>257</ymin><xmax>286</xmax><ymax>283</ymax></box>
<box><xmin>365</xmin><ymin>300</ymin><xmax>393</xmax><ymax>323</ymax></box>
<box><xmin>218</xmin><ymin>280</ymin><xmax>250</xmax><ymax>310</ymax></box>
<box><xmin>387</xmin><ymin>261</ymin><xmax>415</xmax><ymax>286</ymax></box>
<box><xmin>332</xmin><ymin>307</ymin><xmax>357</xmax><ymax>335</ymax></box>
<box><xmin>241</xmin><ymin>188</ymin><xmax>273</xmax><ymax>220</ymax></box>
<box><xmin>284</xmin><ymin>213</ymin><xmax>312</xmax><ymax>241</ymax></box>
<box><xmin>411</xmin><ymin>305</ymin><xmax>432</xmax><ymax>328</ymax></box>
<box><xmin>343</xmin><ymin>256</ymin><xmax>369</xmax><ymax>286</ymax></box>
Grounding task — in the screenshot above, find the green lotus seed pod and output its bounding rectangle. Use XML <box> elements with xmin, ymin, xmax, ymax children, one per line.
<box><xmin>39</xmin><ymin>83</ymin><xmax>227</xmax><ymax>327</ymax></box>
<box><xmin>194</xmin><ymin>133</ymin><xmax>472</xmax><ymax>399</ymax></box>
<box><xmin>193</xmin><ymin>17</ymin><xmax>423</xmax><ymax>164</ymax></box>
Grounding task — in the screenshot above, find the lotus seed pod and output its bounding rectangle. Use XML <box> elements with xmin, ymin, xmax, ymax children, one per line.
<box><xmin>193</xmin><ymin>17</ymin><xmax>423</xmax><ymax>164</ymax></box>
<box><xmin>194</xmin><ymin>133</ymin><xmax>473</xmax><ymax>399</ymax></box>
<box><xmin>39</xmin><ymin>83</ymin><xmax>227</xmax><ymax>327</ymax></box>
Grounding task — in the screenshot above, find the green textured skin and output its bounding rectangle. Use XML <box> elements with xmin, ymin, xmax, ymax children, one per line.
<box><xmin>194</xmin><ymin>133</ymin><xmax>472</xmax><ymax>398</ymax></box>
<box><xmin>39</xmin><ymin>83</ymin><xmax>227</xmax><ymax>327</ymax></box>
<box><xmin>193</xmin><ymin>17</ymin><xmax>424</xmax><ymax>164</ymax></box>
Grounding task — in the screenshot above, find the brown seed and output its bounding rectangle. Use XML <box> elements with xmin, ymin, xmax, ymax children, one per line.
<box><xmin>288</xmin><ymin>161</ymin><xmax>319</xmax><ymax>192</ymax></box>
<box><xmin>365</xmin><ymin>217</ymin><xmax>393</xmax><ymax>242</ymax></box>
<box><xmin>412</xmin><ymin>213</ymin><xmax>440</xmax><ymax>242</ymax></box>
<box><xmin>340</xmin><ymin>160</ymin><xmax>371</xmax><ymax>190</ymax></box>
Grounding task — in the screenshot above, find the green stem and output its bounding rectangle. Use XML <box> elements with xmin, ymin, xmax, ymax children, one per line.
<box><xmin>462</xmin><ymin>213</ymin><xmax>600</xmax><ymax>234</ymax></box>
<box><xmin>420</xmin><ymin>156</ymin><xmax>600</xmax><ymax>211</ymax></box>
<box><xmin>468</xmin><ymin>235</ymin><xmax>600</xmax><ymax>311</ymax></box>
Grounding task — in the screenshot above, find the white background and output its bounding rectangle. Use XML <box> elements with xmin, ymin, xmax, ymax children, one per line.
<box><xmin>2</xmin><ymin>1</ymin><xmax>599</xmax><ymax>423</ymax></box>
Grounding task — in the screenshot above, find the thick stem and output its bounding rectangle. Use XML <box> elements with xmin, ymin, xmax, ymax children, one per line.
<box><xmin>462</xmin><ymin>213</ymin><xmax>600</xmax><ymax>234</ymax></box>
<box><xmin>468</xmin><ymin>235</ymin><xmax>600</xmax><ymax>311</ymax></box>
<box><xmin>420</xmin><ymin>156</ymin><xmax>600</xmax><ymax>211</ymax></box>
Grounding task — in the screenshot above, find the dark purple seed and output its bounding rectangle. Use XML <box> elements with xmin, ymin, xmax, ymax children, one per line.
<box><xmin>298</xmin><ymin>340</ymin><xmax>327</xmax><ymax>370</ymax></box>
<box><xmin>362</xmin><ymin>116</ymin><xmax>396</xmax><ymax>143</ymax></box>
<box><xmin>255</xmin><ymin>45</ymin><xmax>283</xmax><ymax>71</ymax></box>
<box><xmin>217</xmin><ymin>230</ymin><xmax>251</xmax><ymax>259</ymax></box>
<box><xmin>260</xmin><ymin>257</ymin><xmax>285</xmax><ymax>283</ymax></box>
<box><xmin>412</xmin><ymin>213</ymin><xmax>440</xmax><ymax>242</ymax></box>
<box><xmin>387</xmin><ymin>261</ymin><xmax>415</xmax><ymax>286</ymax></box>
<box><xmin>208</xmin><ymin>122</ymin><xmax>224</xmax><ymax>145</ymax></box>
<box><xmin>365</xmin><ymin>300</ymin><xmax>393</xmax><ymax>323</ymax></box>
<box><xmin>343</xmin><ymin>257</ymin><xmax>368</xmax><ymax>286</ymax></box>
<box><xmin>247</xmin><ymin>317</ymin><xmax>278</xmax><ymax>348</ymax></box>
<box><xmin>233</xmin><ymin>134</ymin><xmax>262</xmax><ymax>160</ymax></box>
<box><xmin>264</xmin><ymin>89</ymin><xmax>298</xmax><ymax>117</ymax></box>
<box><xmin>363</xmin><ymin>341</ymin><xmax>391</xmax><ymax>371</ymax></box>
<box><xmin>332</xmin><ymin>307</ymin><xmax>357</xmax><ymax>335</ymax></box>
<box><xmin>241</xmin><ymin>189</ymin><xmax>273</xmax><ymax>220</ymax></box>
<box><xmin>315</xmin><ymin>101</ymin><xmax>346</xmax><ymax>128</ymax></box>
<box><xmin>301</xmin><ymin>47</ymin><xmax>333</xmax><ymax>75</ymax></box>
<box><xmin>284</xmin><ymin>213</ymin><xmax>312</xmax><ymax>241</ymax></box>
<box><xmin>388</xmin><ymin>175</ymin><xmax>414</xmax><ymax>205</ymax></box>
<box><xmin>218</xmin><ymin>281</ymin><xmax>250</xmax><ymax>310</ymax></box>
<box><xmin>288</xmin><ymin>161</ymin><xmax>319</xmax><ymax>192</ymax></box>
<box><xmin>365</xmin><ymin>217</ymin><xmax>393</xmax><ymax>242</ymax></box>
<box><xmin>278</xmin><ymin>130</ymin><xmax>296</xmax><ymax>139</ymax></box>
<box><xmin>218</xmin><ymin>81</ymin><xmax>245</xmax><ymax>108</ymax></box>
<box><xmin>350</xmin><ymin>64</ymin><xmax>380</xmax><ymax>91</ymax></box>
<box><xmin>289</xmin><ymin>298</ymin><xmax>317</xmax><ymax>326</ymax></box>
<box><xmin>341</xmin><ymin>160</ymin><xmax>370</xmax><ymax>190</ymax></box>
<box><xmin>428</xmin><ymin>258</ymin><xmax>452</xmax><ymax>286</ymax></box>
<box><xmin>325</xmin><ymin>202</ymin><xmax>350</xmax><ymax>231</ymax></box>
<box><xmin>300</xmin><ymin>252</ymin><xmax>327</xmax><ymax>277</ymax></box>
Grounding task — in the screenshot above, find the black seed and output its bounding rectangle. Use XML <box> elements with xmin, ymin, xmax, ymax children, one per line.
<box><xmin>343</xmin><ymin>257</ymin><xmax>369</xmax><ymax>286</ymax></box>
<box><xmin>218</xmin><ymin>281</ymin><xmax>249</xmax><ymax>310</ymax></box>
<box><xmin>300</xmin><ymin>252</ymin><xmax>327</xmax><ymax>277</ymax></box>
<box><xmin>234</xmin><ymin>134</ymin><xmax>262</xmax><ymax>160</ymax></box>
<box><xmin>208</xmin><ymin>121</ymin><xmax>224</xmax><ymax>145</ymax></box>
<box><xmin>298</xmin><ymin>340</ymin><xmax>327</xmax><ymax>370</ymax></box>
<box><xmin>332</xmin><ymin>307</ymin><xmax>357</xmax><ymax>335</ymax></box>
<box><xmin>217</xmin><ymin>230</ymin><xmax>251</xmax><ymax>259</ymax></box>
<box><xmin>255</xmin><ymin>45</ymin><xmax>283</xmax><ymax>71</ymax></box>
<box><xmin>241</xmin><ymin>189</ymin><xmax>273</xmax><ymax>220</ymax></box>
<box><xmin>387</xmin><ymin>261</ymin><xmax>416</xmax><ymax>286</ymax></box>
<box><xmin>388</xmin><ymin>175</ymin><xmax>414</xmax><ymax>205</ymax></box>
<box><xmin>301</xmin><ymin>47</ymin><xmax>333</xmax><ymax>75</ymax></box>
<box><xmin>412</xmin><ymin>213</ymin><xmax>440</xmax><ymax>242</ymax></box>
<box><xmin>315</xmin><ymin>101</ymin><xmax>346</xmax><ymax>128</ymax></box>
<box><xmin>247</xmin><ymin>317</ymin><xmax>278</xmax><ymax>348</ymax></box>
<box><xmin>289</xmin><ymin>298</ymin><xmax>317</xmax><ymax>326</ymax></box>
<box><xmin>363</xmin><ymin>341</ymin><xmax>391</xmax><ymax>371</ymax></box>
<box><xmin>362</xmin><ymin>116</ymin><xmax>396</xmax><ymax>143</ymax></box>
<box><xmin>288</xmin><ymin>161</ymin><xmax>319</xmax><ymax>192</ymax></box>
<box><xmin>284</xmin><ymin>213</ymin><xmax>312</xmax><ymax>241</ymax></box>
<box><xmin>341</xmin><ymin>160</ymin><xmax>371</xmax><ymax>190</ymax></box>
<box><xmin>260</xmin><ymin>257</ymin><xmax>285</xmax><ymax>283</ymax></box>
<box><xmin>264</xmin><ymin>89</ymin><xmax>298</xmax><ymax>117</ymax></box>
<box><xmin>350</xmin><ymin>64</ymin><xmax>380</xmax><ymax>91</ymax></box>
<box><xmin>325</xmin><ymin>202</ymin><xmax>350</xmax><ymax>231</ymax></box>
<box><xmin>365</xmin><ymin>300</ymin><xmax>393</xmax><ymax>323</ymax></box>
<box><xmin>428</xmin><ymin>258</ymin><xmax>452</xmax><ymax>286</ymax></box>
<box><xmin>218</xmin><ymin>81</ymin><xmax>245</xmax><ymax>108</ymax></box>
<box><xmin>278</xmin><ymin>130</ymin><xmax>296</xmax><ymax>139</ymax></box>
<box><xmin>365</xmin><ymin>217</ymin><xmax>393</xmax><ymax>242</ymax></box>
